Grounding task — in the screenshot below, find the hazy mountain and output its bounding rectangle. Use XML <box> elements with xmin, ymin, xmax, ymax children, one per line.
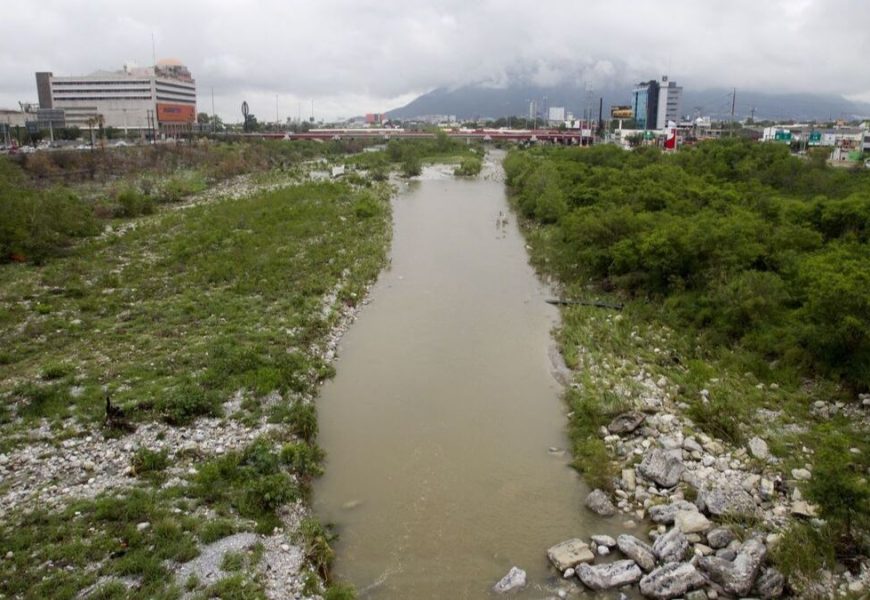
<box><xmin>387</xmin><ymin>82</ymin><xmax>870</xmax><ymax>122</ymax></box>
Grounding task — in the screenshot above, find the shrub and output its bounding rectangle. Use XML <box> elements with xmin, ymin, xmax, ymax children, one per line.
<box><xmin>400</xmin><ymin>153</ymin><xmax>422</xmax><ymax>178</ymax></box>
<box><xmin>454</xmin><ymin>156</ymin><xmax>482</xmax><ymax>177</ymax></box>
<box><xmin>0</xmin><ymin>182</ymin><xmax>99</xmax><ymax>263</ymax></box>
<box><xmin>281</xmin><ymin>442</ymin><xmax>325</xmax><ymax>480</ymax></box>
<box><xmin>199</xmin><ymin>519</ymin><xmax>237</xmax><ymax>544</ymax></box>
<box><xmin>131</xmin><ymin>448</ymin><xmax>169</xmax><ymax>477</ymax></box>
<box><xmin>157</xmin><ymin>380</ymin><xmax>220</xmax><ymax>425</ymax></box>
<box><xmin>298</xmin><ymin>517</ymin><xmax>335</xmax><ymax>580</ymax></box>
<box><xmin>40</xmin><ymin>362</ymin><xmax>71</xmax><ymax>381</ymax></box>
<box><xmin>353</xmin><ymin>194</ymin><xmax>383</xmax><ymax>219</ymax></box>
<box><xmin>804</xmin><ymin>427</ymin><xmax>869</xmax><ymax>540</ymax></box>
<box><xmin>771</xmin><ymin>522</ymin><xmax>836</xmax><ymax>594</ymax></box>
<box><xmin>115</xmin><ymin>187</ymin><xmax>155</xmax><ymax>218</ymax></box>
<box><xmin>287</xmin><ymin>402</ymin><xmax>318</xmax><ymax>442</ymax></box>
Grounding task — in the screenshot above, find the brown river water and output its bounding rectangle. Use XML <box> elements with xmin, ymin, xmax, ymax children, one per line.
<box><xmin>313</xmin><ymin>153</ymin><xmax>623</xmax><ymax>599</ymax></box>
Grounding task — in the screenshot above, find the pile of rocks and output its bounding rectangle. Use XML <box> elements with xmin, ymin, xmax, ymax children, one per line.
<box><xmin>537</xmin><ymin>336</ymin><xmax>870</xmax><ymax>599</ymax></box>
<box><xmin>547</xmin><ymin>520</ymin><xmax>784</xmax><ymax>599</ymax></box>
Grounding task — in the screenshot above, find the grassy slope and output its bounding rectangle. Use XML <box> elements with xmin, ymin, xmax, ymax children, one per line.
<box><xmin>0</xmin><ymin>177</ymin><xmax>391</xmax><ymax>599</ymax></box>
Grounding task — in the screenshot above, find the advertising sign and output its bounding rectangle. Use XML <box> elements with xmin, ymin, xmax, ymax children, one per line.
<box><xmin>611</xmin><ymin>105</ymin><xmax>634</xmax><ymax>119</ymax></box>
<box><xmin>156</xmin><ymin>103</ymin><xmax>195</xmax><ymax>123</ymax></box>
<box><xmin>773</xmin><ymin>130</ymin><xmax>792</xmax><ymax>142</ymax></box>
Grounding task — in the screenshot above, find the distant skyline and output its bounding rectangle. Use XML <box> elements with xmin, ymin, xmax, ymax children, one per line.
<box><xmin>1</xmin><ymin>0</ymin><xmax>868</xmax><ymax>121</ymax></box>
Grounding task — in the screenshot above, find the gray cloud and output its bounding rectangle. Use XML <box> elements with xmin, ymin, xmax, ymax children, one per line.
<box><xmin>1</xmin><ymin>0</ymin><xmax>868</xmax><ymax>120</ymax></box>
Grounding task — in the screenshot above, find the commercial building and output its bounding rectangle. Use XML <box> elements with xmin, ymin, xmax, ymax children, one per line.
<box><xmin>548</xmin><ymin>106</ymin><xmax>566</xmax><ymax>123</ymax></box>
<box><xmin>656</xmin><ymin>76</ymin><xmax>683</xmax><ymax>129</ymax></box>
<box><xmin>632</xmin><ymin>80</ymin><xmax>659</xmax><ymax>130</ymax></box>
<box><xmin>632</xmin><ymin>76</ymin><xmax>682</xmax><ymax>130</ymax></box>
<box><xmin>35</xmin><ymin>59</ymin><xmax>196</xmax><ymax>132</ymax></box>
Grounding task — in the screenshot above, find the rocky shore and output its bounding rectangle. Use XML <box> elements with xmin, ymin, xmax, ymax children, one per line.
<box><xmin>550</xmin><ymin>330</ymin><xmax>867</xmax><ymax>598</ymax></box>
<box><xmin>496</xmin><ymin>323</ymin><xmax>869</xmax><ymax>598</ymax></box>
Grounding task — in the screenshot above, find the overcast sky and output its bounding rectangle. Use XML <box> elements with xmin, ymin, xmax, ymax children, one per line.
<box><xmin>1</xmin><ymin>0</ymin><xmax>868</xmax><ymax>121</ymax></box>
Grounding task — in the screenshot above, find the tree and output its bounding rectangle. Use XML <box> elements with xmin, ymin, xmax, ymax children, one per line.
<box><xmin>400</xmin><ymin>152</ymin><xmax>422</xmax><ymax>178</ymax></box>
<box><xmin>58</xmin><ymin>126</ymin><xmax>81</xmax><ymax>141</ymax></box>
<box><xmin>197</xmin><ymin>112</ymin><xmax>210</xmax><ymax>124</ymax></box>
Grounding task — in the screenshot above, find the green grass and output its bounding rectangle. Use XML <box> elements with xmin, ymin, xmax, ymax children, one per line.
<box><xmin>0</xmin><ymin>489</ymin><xmax>194</xmax><ymax>599</ymax></box>
<box><xmin>132</xmin><ymin>447</ymin><xmax>170</xmax><ymax>480</ymax></box>
<box><xmin>0</xmin><ymin>179</ymin><xmax>391</xmax><ymax>440</ymax></box>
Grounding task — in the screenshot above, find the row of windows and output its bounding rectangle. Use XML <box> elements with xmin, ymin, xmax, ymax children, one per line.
<box><xmin>55</xmin><ymin>96</ymin><xmax>154</xmax><ymax>101</ymax></box>
<box><xmin>155</xmin><ymin>80</ymin><xmax>196</xmax><ymax>92</ymax></box>
<box><xmin>155</xmin><ymin>90</ymin><xmax>196</xmax><ymax>99</ymax></box>
<box><xmin>53</xmin><ymin>80</ymin><xmax>152</xmax><ymax>86</ymax></box>
<box><xmin>55</xmin><ymin>89</ymin><xmax>152</xmax><ymax>95</ymax></box>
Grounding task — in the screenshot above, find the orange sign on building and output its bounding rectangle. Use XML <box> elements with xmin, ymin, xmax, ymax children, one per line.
<box><xmin>156</xmin><ymin>103</ymin><xmax>195</xmax><ymax>123</ymax></box>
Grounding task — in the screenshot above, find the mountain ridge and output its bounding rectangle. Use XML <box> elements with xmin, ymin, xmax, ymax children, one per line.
<box><xmin>386</xmin><ymin>82</ymin><xmax>870</xmax><ymax>122</ymax></box>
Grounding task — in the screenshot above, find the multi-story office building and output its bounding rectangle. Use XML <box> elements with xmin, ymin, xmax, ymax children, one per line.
<box><xmin>632</xmin><ymin>80</ymin><xmax>660</xmax><ymax>130</ymax></box>
<box><xmin>656</xmin><ymin>76</ymin><xmax>683</xmax><ymax>129</ymax></box>
<box><xmin>35</xmin><ymin>59</ymin><xmax>196</xmax><ymax>131</ymax></box>
<box><xmin>632</xmin><ymin>76</ymin><xmax>682</xmax><ymax>130</ymax></box>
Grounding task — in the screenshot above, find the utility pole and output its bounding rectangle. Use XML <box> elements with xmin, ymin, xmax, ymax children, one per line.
<box><xmin>730</xmin><ymin>88</ymin><xmax>736</xmax><ymax>137</ymax></box>
<box><xmin>211</xmin><ymin>87</ymin><xmax>216</xmax><ymax>133</ymax></box>
<box><xmin>276</xmin><ymin>94</ymin><xmax>279</xmax><ymax>127</ymax></box>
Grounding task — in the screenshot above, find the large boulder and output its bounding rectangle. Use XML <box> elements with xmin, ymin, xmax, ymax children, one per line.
<box><xmin>698</xmin><ymin>538</ymin><xmax>767</xmax><ymax>596</ymax></box>
<box><xmin>638</xmin><ymin>449</ymin><xmax>684</xmax><ymax>488</ymax></box>
<box><xmin>706</xmin><ymin>527</ymin><xmax>736</xmax><ymax>549</ymax></box>
<box><xmin>547</xmin><ymin>539</ymin><xmax>594</xmax><ymax>571</ymax></box>
<box><xmin>617</xmin><ymin>534</ymin><xmax>657</xmax><ymax>572</ymax></box>
<box><xmin>585</xmin><ymin>489</ymin><xmax>617</xmax><ymax>517</ymax></box>
<box><xmin>607</xmin><ymin>411</ymin><xmax>646</xmax><ymax>434</ymax></box>
<box><xmin>649</xmin><ymin>500</ymin><xmax>698</xmax><ymax>525</ymax></box>
<box><xmin>493</xmin><ymin>566</ymin><xmax>527</xmax><ymax>593</ymax></box>
<box><xmin>754</xmin><ymin>567</ymin><xmax>785</xmax><ymax>599</ymax></box>
<box><xmin>674</xmin><ymin>510</ymin><xmax>712</xmax><ymax>534</ymax></box>
<box><xmin>639</xmin><ymin>562</ymin><xmax>706</xmax><ymax>600</ymax></box>
<box><xmin>697</xmin><ymin>482</ymin><xmax>758</xmax><ymax>517</ymax></box>
<box><xmin>748</xmin><ymin>436</ymin><xmax>769</xmax><ymax>460</ymax></box>
<box><xmin>576</xmin><ymin>560</ymin><xmax>643</xmax><ymax>591</ymax></box>
<box><xmin>653</xmin><ymin>527</ymin><xmax>690</xmax><ymax>564</ymax></box>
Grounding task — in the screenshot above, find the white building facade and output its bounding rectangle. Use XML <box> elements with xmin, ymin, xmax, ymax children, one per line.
<box><xmin>36</xmin><ymin>59</ymin><xmax>196</xmax><ymax>131</ymax></box>
<box><xmin>656</xmin><ymin>76</ymin><xmax>682</xmax><ymax>129</ymax></box>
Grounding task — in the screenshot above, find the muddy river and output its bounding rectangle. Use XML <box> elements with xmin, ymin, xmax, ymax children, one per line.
<box><xmin>314</xmin><ymin>153</ymin><xmax>621</xmax><ymax>598</ymax></box>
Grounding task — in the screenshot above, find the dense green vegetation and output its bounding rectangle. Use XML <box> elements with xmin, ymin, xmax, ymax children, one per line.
<box><xmin>505</xmin><ymin>140</ymin><xmax>870</xmax><ymax>391</ymax></box>
<box><xmin>0</xmin><ymin>139</ymin><xmax>384</xmax><ymax>264</ymax></box>
<box><xmin>453</xmin><ymin>156</ymin><xmax>483</xmax><ymax>177</ymax></box>
<box><xmin>505</xmin><ymin>139</ymin><xmax>869</xmax><ymax>584</ymax></box>
<box><xmin>0</xmin><ymin>179</ymin><xmax>389</xmax><ymax>445</ymax></box>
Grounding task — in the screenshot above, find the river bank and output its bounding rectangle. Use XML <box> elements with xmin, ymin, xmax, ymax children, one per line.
<box><xmin>0</xmin><ymin>155</ymin><xmax>392</xmax><ymax>599</ymax></box>
<box><xmin>504</xmin><ymin>143</ymin><xmax>869</xmax><ymax>599</ymax></box>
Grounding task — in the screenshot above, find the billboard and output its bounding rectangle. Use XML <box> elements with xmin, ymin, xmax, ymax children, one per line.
<box><xmin>156</xmin><ymin>103</ymin><xmax>195</xmax><ymax>123</ymax></box>
<box><xmin>611</xmin><ymin>105</ymin><xmax>634</xmax><ymax>119</ymax></box>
